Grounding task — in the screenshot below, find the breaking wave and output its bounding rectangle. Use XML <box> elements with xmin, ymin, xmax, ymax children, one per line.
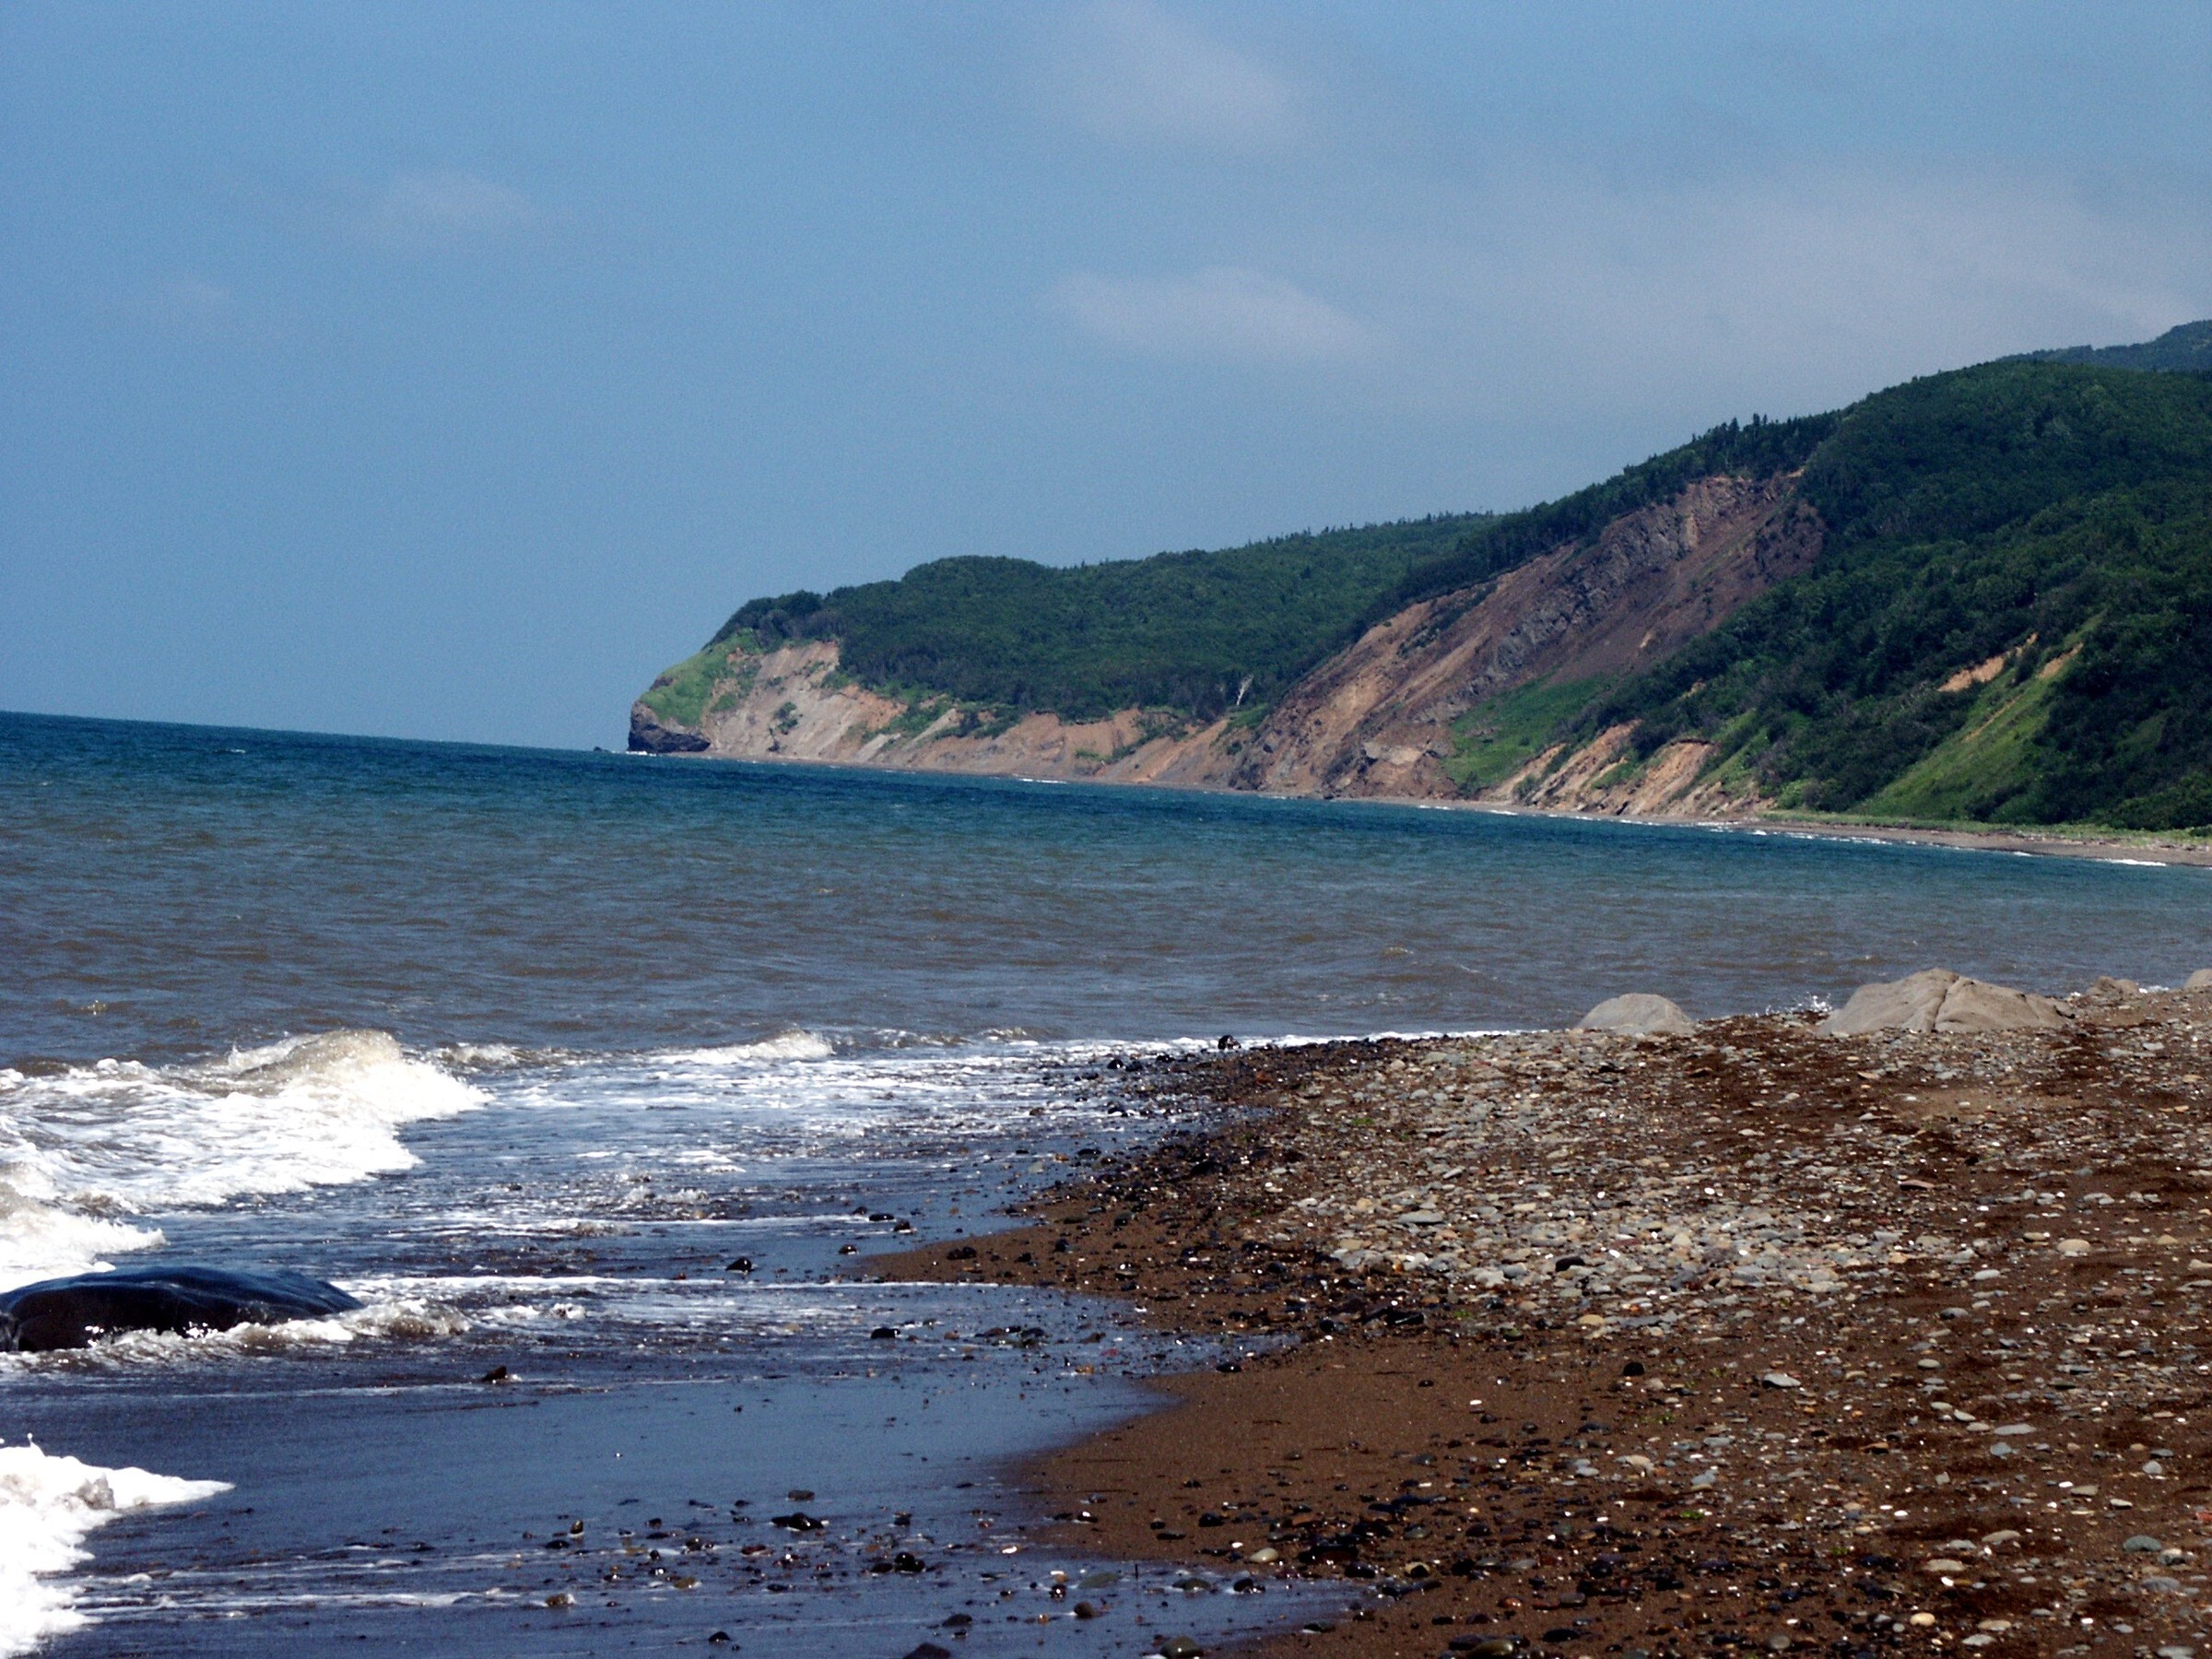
<box><xmin>0</xmin><ymin>1030</ymin><xmax>481</xmax><ymax>1291</ymax></box>
<box><xmin>0</xmin><ymin>1438</ymin><xmax>229</xmax><ymax>1657</ymax></box>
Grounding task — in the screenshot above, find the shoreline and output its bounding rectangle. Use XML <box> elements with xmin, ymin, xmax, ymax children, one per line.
<box><xmin>884</xmin><ymin>982</ymin><xmax>2212</xmax><ymax>1657</ymax></box>
<box><xmin>643</xmin><ymin>748</ymin><xmax>2212</xmax><ymax>870</ymax></box>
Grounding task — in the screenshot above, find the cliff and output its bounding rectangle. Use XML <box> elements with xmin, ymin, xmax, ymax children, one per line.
<box><xmin>635</xmin><ymin>338</ymin><xmax>2212</xmax><ymax>832</ymax></box>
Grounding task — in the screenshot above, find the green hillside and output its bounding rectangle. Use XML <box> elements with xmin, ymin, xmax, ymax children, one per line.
<box><xmin>1583</xmin><ymin>359</ymin><xmax>2212</xmax><ymax>828</ymax></box>
<box><xmin>696</xmin><ymin>516</ymin><xmax>1494</xmax><ymax>724</ymax></box>
<box><xmin>643</xmin><ymin>321</ymin><xmax>2212</xmax><ymax>829</ymax></box>
<box><xmin>2022</xmin><ymin>319</ymin><xmax>2212</xmax><ymax>374</ymax></box>
<box><xmin>653</xmin><ymin>416</ymin><xmax>1837</xmax><ymax>728</ymax></box>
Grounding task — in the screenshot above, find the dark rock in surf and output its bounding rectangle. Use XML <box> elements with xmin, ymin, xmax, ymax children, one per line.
<box><xmin>0</xmin><ymin>1265</ymin><xmax>361</xmax><ymax>1352</ymax></box>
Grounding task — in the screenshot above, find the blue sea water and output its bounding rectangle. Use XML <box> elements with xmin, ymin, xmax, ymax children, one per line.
<box><xmin>2</xmin><ymin>709</ymin><xmax>2207</xmax><ymax>1656</ymax></box>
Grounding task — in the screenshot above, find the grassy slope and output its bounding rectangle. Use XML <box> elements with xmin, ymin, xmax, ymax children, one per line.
<box><xmin>1444</xmin><ymin>677</ymin><xmax>1614</xmax><ymax>791</ymax></box>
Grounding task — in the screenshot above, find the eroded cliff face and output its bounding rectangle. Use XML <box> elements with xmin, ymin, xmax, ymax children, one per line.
<box><xmin>631</xmin><ymin>472</ymin><xmax>1824</xmax><ymax>818</ymax></box>
<box><xmin>1226</xmin><ymin>472</ymin><xmax>1819</xmax><ymax>807</ymax></box>
<box><xmin>629</xmin><ymin>640</ymin><xmax>1238</xmax><ymax>783</ymax></box>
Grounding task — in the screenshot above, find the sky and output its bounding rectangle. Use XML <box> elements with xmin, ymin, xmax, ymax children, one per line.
<box><xmin>3</xmin><ymin>2</ymin><xmax>2208</xmax><ymax>749</ymax></box>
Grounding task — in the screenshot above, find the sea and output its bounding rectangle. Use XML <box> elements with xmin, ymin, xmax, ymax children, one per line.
<box><xmin>3</xmin><ymin>709</ymin><xmax>2208</xmax><ymax>1657</ymax></box>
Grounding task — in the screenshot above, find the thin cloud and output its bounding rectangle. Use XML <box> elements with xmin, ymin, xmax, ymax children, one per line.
<box><xmin>349</xmin><ymin>170</ymin><xmax>542</xmax><ymax>254</ymax></box>
<box><xmin>1364</xmin><ymin>155</ymin><xmax>2212</xmax><ymax>424</ymax></box>
<box><xmin>1052</xmin><ymin>0</ymin><xmax>1303</xmax><ymax>150</ymax></box>
<box><xmin>1052</xmin><ymin>266</ymin><xmax>1374</xmax><ymax>363</ymax></box>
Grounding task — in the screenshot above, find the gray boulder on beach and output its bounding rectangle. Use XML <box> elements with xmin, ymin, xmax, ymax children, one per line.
<box><xmin>2188</xmin><ymin>969</ymin><xmax>2212</xmax><ymax>991</ymax></box>
<box><xmin>1819</xmin><ymin>968</ymin><xmax>2068</xmax><ymax>1036</ymax></box>
<box><xmin>1577</xmin><ymin>993</ymin><xmax>1695</xmax><ymax>1037</ymax></box>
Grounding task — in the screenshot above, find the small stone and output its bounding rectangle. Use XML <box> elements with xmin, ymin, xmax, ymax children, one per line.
<box><xmin>1909</xmin><ymin>1612</ymin><xmax>1937</xmax><ymax>1628</ymax></box>
<box><xmin>2144</xmin><ymin>1459</ymin><xmax>2166</xmax><ymax>1476</ymax></box>
<box><xmin>1244</xmin><ymin>1547</ymin><xmax>1279</xmax><ymax>1563</ymax></box>
<box><xmin>1157</xmin><ymin>1640</ymin><xmax>1205</xmax><ymax>1659</ymax></box>
<box><xmin>2124</xmin><ymin>1535</ymin><xmax>2165</xmax><ymax>1552</ymax></box>
<box><xmin>902</xmin><ymin>1646</ymin><xmax>953</xmax><ymax>1659</ymax></box>
<box><xmin>1981</xmin><ymin>1530</ymin><xmax>2022</xmax><ymax>1547</ymax></box>
<box><xmin>1924</xmin><ymin>1558</ymin><xmax>1968</xmax><ymax>1573</ymax></box>
<box><xmin>544</xmin><ymin>1592</ymin><xmax>575</xmax><ymax>1608</ymax></box>
<box><xmin>1760</xmin><ymin>1371</ymin><xmax>1802</xmax><ymax>1389</ymax></box>
<box><xmin>1767</xmin><ymin>1634</ymin><xmax>1792</xmax><ymax>1653</ymax></box>
<box><xmin>2057</xmin><ymin>1239</ymin><xmax>2092</xmax><ymax>1256</ymax></box>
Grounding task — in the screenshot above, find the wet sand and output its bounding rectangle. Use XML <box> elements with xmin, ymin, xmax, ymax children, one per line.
<box><xmin>887</xmin><ymin>982</ymin><xmax>2212</xmax><ymax>1657</ymax></box>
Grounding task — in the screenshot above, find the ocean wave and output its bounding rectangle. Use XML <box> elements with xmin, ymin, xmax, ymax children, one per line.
<box><xmin>659</xmin><ymin>1030</ymin><xmax>837</xmax><ymax>1065</ymax></box>
<box><xmin>0</xmin><ymin>1439</ymin><xmax>229</xmax><ymax>1658</ymax></box>
<box><xmin>0</xmin><ymin>1030</ymin><xmax>481</xmax><ymax>1292</ymax></box>
<box><xmin>0</xmin><ymin>1292</ymin><xmax>477</xmax><ymax>1374</ymax></box>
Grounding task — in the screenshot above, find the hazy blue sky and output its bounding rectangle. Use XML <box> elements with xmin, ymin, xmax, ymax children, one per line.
<box><xmin>4</xmin><ymin>2</ymin><xmax>2208</xmax><ymax>747</ymax></box>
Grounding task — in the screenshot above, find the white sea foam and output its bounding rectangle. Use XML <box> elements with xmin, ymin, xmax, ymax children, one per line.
<box><xmin>0</xmin><ymin>1030</ymin><xmax>480</xmax><ymax>1292</ymax></box>
<box><xmin>0</xmin><ymin>1439</ymin><xmax>229</xmax><ymax>1657</ymax></box>
<box><xmin>0</xmin><ymin>1294</ymin><xmax>476</xmax><ymax>1376</ymax></box>
<box><xmin>663</xmin><ymin>1030</ymin><xmax>837</xmax><ymax>1065</ymax></box>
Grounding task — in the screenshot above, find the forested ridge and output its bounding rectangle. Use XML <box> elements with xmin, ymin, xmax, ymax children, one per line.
<box><xmin>1584</xmin><ymin>359</ymin><xmax>2212</xmax><ymax>829</ymax></box>
<box><xmin>706</xmin><ymin>514</ymin><xmax>1492</xmax><ymax>723</ymax></box>
<box><xmin>644</xmin><ymin>328</ymin><xmax>2212</xmax><ymax>830</ymax></box>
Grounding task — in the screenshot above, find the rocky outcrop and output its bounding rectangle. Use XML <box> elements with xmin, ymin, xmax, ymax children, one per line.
<box><xmin>1819</xmin><ymin>968</ymin><xmax>2071</xmax><ymax>1036</ymax></box>
<box><xmin>0</xmin><ymin>1265</ymin><xmax>360</xmax><ymax>1352</ymax></box>
<box><xmin>628</xmin><ymin>700</ymin><xmax>710</xmax><ymax>753</ymax></box>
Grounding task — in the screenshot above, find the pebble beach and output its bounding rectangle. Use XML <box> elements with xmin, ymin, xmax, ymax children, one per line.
<box><xmin>889</xmin><ymin>973</ymin><xmax>2212</xmax><ymax>1659</ymax></box>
